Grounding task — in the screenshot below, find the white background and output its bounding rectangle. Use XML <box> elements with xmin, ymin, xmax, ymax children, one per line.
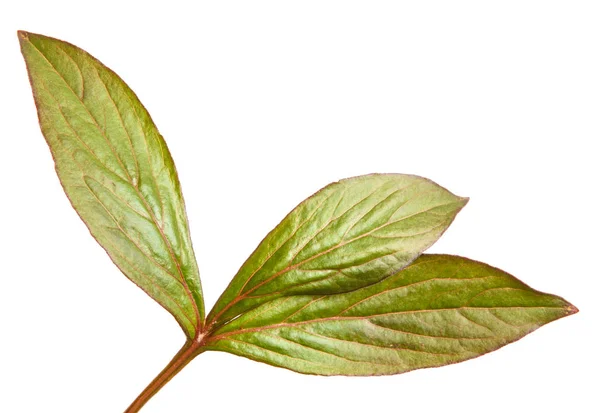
<box><xmin>1</xmin><ymin>1</ymin><xmax>597</xmax><ymax>412</ymax></box>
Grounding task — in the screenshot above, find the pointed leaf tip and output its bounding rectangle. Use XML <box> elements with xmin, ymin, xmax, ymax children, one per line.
<box><xmin>17</xmin><ymin>30</ymin><xmax>28</xmax><ymax>42</ymax></box>
<box><xmin>565</xmin><ymin>304</ymin><xmax>579</xmax><ymax>315</ymax></box>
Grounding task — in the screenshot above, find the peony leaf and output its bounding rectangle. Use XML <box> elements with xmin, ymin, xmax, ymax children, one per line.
<box><xmin>19</xmin><ymin>31</ymin><xmax>577</xmax><ymax>412</ymax></box>
<box><xmin>205</xmin><ymin>254</ymin><xmax>577</xmax><ymax>375</ymax></box>
<box><xmin>19</xmin><ymin>31</ymin><xmax>204</xmax><ymax>339</ymax></box>
<box><xmin>208</xmin><ymin>174</ymin><xmax>468</xmax><ymax>328</ymax></box>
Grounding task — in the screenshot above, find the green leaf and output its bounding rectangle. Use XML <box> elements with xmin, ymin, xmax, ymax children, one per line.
<box><xmin>208</xmin><ymin>174</ymin><xmax>468</xmax><ymax>328</ymax></box>
<box><xmin>204</xmin><ymin>254</ymin><xmax>576</xmax><ymax>375</ymax></box>
<box><xmin>18</xmin><ymin>31</ymin><xmax>204</xmax><ymax>339</ymax></box>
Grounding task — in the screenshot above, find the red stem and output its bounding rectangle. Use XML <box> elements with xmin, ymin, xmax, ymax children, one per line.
<box><xmin>124</xmin><ymin>340</ymin><xmax>203</xmax><ymax>413</ymax></box>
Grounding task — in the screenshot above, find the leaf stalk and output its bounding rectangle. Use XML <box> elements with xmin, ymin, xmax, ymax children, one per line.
<box><xmin>124</xmin><ymin>339</ymin><xmax>204</xmax><ymax>413</ymax></box>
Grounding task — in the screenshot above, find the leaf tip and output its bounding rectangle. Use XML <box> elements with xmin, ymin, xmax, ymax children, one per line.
<box><xmin>565</xmin><ymin>303</ymin><xmax>579</xmax><ymax>316</ymax></box>
<box><xmin>17</xmin><ymin>31</ymin><xmax>30</xmax><ymax>48</ymax></box>
<box><xmin>452</xmin><ymin>196</ymin><xmax>469</xmax><ymax>214</ymax></box>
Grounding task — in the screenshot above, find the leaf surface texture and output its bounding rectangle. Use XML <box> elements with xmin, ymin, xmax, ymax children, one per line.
<box><xmin>208</xmin><ymin>174</ymin><xmax>467</xmax><ymax>327</ymax></box>
<box><xmin>19</xmin><ymin>32</ymin><xmax>204</xmax><ymax>338</ymax></box>
<box><xmin>206</xmin><ymin>255</ymin><xmax>575</xmax><ymax>375</ymax></box>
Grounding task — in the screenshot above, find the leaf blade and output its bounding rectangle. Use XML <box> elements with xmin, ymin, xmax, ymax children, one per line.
<box><xmin>19</xmin><ymin>31</ymin><xmax>204</xmax><ymax>338</ymax></box>
<box><xmin>205</xmin><ymin>255</ymin><xmax>576</xmax><ymax>375</ymax></box>
<box><xmin>208</xmin><ymin>174</ymin><xmax>468</xmax><ymax>327</ymax></box>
